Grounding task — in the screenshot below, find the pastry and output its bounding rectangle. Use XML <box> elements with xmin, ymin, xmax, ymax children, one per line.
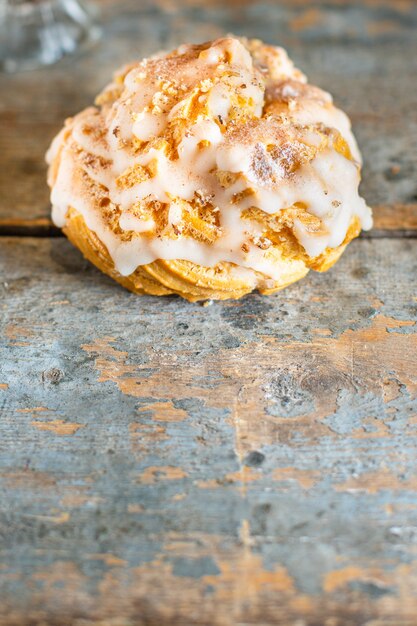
<box><xmin>46</xmin><ymin>37</ymin><xmax>372</xmax><ymax>301</ymax></box>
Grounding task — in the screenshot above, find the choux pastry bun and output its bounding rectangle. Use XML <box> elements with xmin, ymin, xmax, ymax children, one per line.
<box><xmin>47</xmin><ymin>37</ymin><xmax>372</xmax><ymax>301</ymax></box>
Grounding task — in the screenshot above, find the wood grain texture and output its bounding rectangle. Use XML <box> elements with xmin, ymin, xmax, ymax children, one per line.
<box><xmin>0</xmin><ymin>0</ymin><xmax>416</xmax><ymax>224</ymax></box>
<box><xmin>0</xmin><ymin>236</ymin><xmax>416</xmax><ymax>625</ymax></box>
<box><xmin>1</xmin><ymin>1</ymin><xmax>417</xmax><ymax>623</ymax></box>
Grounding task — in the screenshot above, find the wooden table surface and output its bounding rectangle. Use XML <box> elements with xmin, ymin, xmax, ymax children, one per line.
<box><xmin>0</xmin><ymin>1</ymin><xmax>416</xmax><ymax>624</ymax></box>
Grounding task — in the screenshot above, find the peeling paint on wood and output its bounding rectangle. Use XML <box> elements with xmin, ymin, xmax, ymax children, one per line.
<box><xmin>0</xmin><ymin>0</ymin><xmax>416</xmax><ymax>623</ymax></box>
<box><xmin>0</xmin><ymin>234</ymin><xmax>416</xmax><ymax>624</ymax></box>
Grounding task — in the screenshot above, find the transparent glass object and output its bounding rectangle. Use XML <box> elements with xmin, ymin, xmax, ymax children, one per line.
<box><xmin>0</xmin><ymin>0</ymin><xmax>100</xmax><ymax>72</ymax></box>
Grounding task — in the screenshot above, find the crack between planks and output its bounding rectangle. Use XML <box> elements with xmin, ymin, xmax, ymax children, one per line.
<box><xmin>0</xmin><ymin>219</ymin><xmax>61</xmax><ymax>238</ymax></box>
<box><xmin>0</xmin><ymin>227</ymin><xmax>63</xmax><ymax>237</ymax></box>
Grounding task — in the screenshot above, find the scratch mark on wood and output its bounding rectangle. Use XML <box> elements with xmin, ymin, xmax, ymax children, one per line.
<box><xmin>129</xmin><ymin>422</ymin><xmax>168</xmax><ymax>453</ymax></box>
<box><xmin>26</xmin><ymin>511</ymin><xmax>70</xmax><ymax>524</ymax></box>
<box><xmin>323</xmin><ymin>565</ymin><xmax>390</xmax><ymax>593</ymax></box>
<box><xmin>16</xmin><ymin>406</ymin><xmax>49</xmax><ymax>413</ymax></box>
<box><xmin>138</xmin><ymin>466</ymin><xmax>188</xmax><ymax>484</ymax></box>
<box><xmin>88</xmin><ymin>553</ymin><xmax>128</xmax><ymax>567</ymax></box>
<box><xmin>272</xmin><ymin>467</ymin><xmax>321</xmax><ymax>489</ymax></box>
<box><xmin>334</xmin><ymin>468</ymin><xmax>417</xmax><ymax>494</ymax></box>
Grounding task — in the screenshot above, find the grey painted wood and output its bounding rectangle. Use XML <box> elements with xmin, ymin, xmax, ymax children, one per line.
<box><xmin>0</xmin><ymin>236</ymin><xmax>416</xmax><ymax>624</ymax></box>
<box><xmin>0</xmin><ymin>0</ymin><xmax>416</xmax><ymax>223</ymax></box>
<box><xmin>1</xmin><ymin>0</ymin><xmax>417</xmax><ymax>623</ymax></box>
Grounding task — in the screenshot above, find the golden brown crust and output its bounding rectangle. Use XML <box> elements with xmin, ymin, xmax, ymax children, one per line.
<box><xmin>63</xmin><ymin>209</ymin><xmax>360</xmax><ymax>301</ymax></box>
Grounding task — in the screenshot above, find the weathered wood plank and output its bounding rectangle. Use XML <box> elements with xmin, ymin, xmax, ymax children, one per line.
<box><xmin>369</xmin><ymin>203</ymin><xmax>417</xmax><ymax>232</ymax></box>
<box><xmin>0</xmin><ymin>237</ymin><xmax>416</xmax><ymax>624</ymax></box>
<box><xmin>0</xmin><ymin>0</ymin><xmax>416</xmax><ymax>222</ymax></box>
<box><xmin>1</xmin><ymin>1</ymin><xmax>416</xmax><ymax>622</ymax></box>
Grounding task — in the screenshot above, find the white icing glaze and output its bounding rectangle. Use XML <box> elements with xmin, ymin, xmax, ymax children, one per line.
<box><xmin>47</xmin><ymin>37</ymin><xmax>372</xmax><ymax>282</ymax></box>
<box><xmin>119</xmin><ymin>213</ymin><xmax>155</xmax><ymax>232</ymax></box>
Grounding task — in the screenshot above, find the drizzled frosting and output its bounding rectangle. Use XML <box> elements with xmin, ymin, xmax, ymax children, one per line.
<box><xmin>47</xmin><ymin>37</ymin><xmax>372</xmax><ymax>281</ymax></box>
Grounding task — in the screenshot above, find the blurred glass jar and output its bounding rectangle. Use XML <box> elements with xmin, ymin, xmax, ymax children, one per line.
<box><xmin>0</xmin><ymin>0</ymin><xmax>100</xmax><ymax>72</ymax></box>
